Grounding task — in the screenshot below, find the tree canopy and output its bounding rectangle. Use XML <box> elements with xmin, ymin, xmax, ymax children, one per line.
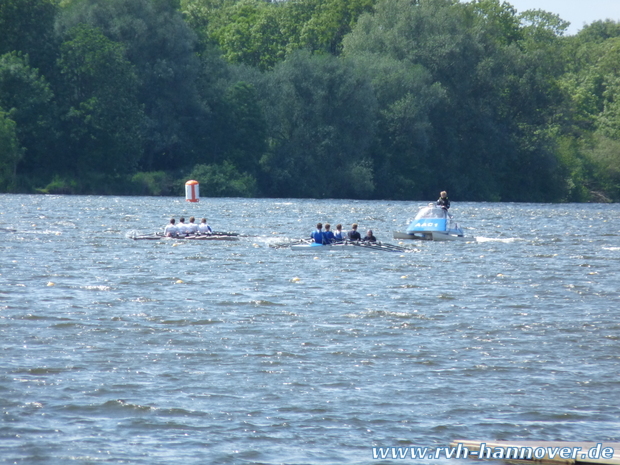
<box><xmin>0</xmin><ymin>0</ymin><xmax>619</xmax><ymax>201</ymax></box>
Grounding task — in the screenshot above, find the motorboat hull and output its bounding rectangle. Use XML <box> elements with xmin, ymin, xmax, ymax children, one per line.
<box><xmin>393</xmin><ymin>231</ymin><xmax>470</xmax><ymax>241</ymax></box>
<box><xmin>393</xmin><ymin>231</ymin><xmax>433</xmax><ymax>241</ymax></box>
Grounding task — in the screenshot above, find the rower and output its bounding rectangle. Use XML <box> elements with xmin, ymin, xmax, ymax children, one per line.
<box><xmin>334</xmin><ymin>224</ymin><xmax>346</xmax><ymax>242</ymax></box>
<box><xmin>347</xmin><ymin>223</ymin><xmax>361</xmax><ymax>241</ymax></box>
<box><xmin>324</xmin><ymin>223</ymin><xmax>335</xmax><ymax>244</ymax></box>
<box><xmin>198</xmin><ymin>218</ymin><xmax>212</xmax><ymax>235</ymax></box>
<box><xmin>164</xmin><ymin>218</ymin><xmax>178</xmax><ymax>237</ymax></box>
<box><xmin>187</xmin><ymin>216</ymin><xmax>199</xmax><ymax>234</ymax></box>
<box><xmin>311</xmin><ymin>223</ymin><xmax>324</xmax><ymax>244</ymax></box>
<box><xmin>177</xmin><ymin>217</ymin><xmax>189</xmax><ymax>236</ymax></box>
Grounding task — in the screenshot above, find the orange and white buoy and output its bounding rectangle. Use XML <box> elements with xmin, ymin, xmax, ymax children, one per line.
<box><xmin>185</xmin><ymin>180</ymin><xmax>199</xmax><ymax>202</ymax></box>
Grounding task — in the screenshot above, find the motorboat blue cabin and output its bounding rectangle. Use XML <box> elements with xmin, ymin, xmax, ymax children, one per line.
<box><xmin>393</xmin><ymin>204</ymin><xmax>467</xmax><ymax>241</ymax></box>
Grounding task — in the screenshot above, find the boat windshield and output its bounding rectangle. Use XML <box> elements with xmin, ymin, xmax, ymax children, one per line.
<box><xmin>414</xmin><ymin>206</ymin><xmax>447</xmax><ymax>220</ymax></box>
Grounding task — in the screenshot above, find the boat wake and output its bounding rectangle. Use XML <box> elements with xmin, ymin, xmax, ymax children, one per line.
<box><xmin>475</xmin><ymin>236</ymin><xmax>519</xmax><ymax>243</ymax></box>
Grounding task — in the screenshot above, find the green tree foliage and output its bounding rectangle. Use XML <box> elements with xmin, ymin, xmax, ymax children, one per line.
<box><xmin>296</xmin><ymin>0</ymin><xmax>375</xmax><ymax>55</ymax></box>
<box><xmin>556</xmin><ymin>25</ymin><xmax>620</xmax><ymax>201</ymax></box>
<box><xmin>574</xmin><ymin>19</ymin><xmax>620</xmax><ymax>45</ymax></box>
<box><xmin>219</xmin><ymin>82</ymin><xmax>266</xmax><ymax>175</ymax></box>
<box><xmin>257</xmin><ymin>50</ymin><xmax>377</xmax><ymax>198</ymax></box>
<box><xmin>582</xmin><ymin>134</ymin><xmax>620</xmax><ymax>201</ymax></box>
<box><xmin>0</xmin><ymin>107</ymin><xmax>24</xmax><ymax>191</ymax></box>
<box><xmin>56</xmin><ymin>25</ymin><xmax>144</xmax><ymax>176</ymax></box>
<box><xmin>181</xmin><ymin>0</ymin><xmax>235</xmax><ymax>53</ymax></box>
<box><xmin>2</xmin><ymin>0</ymin><xmax>620</xmax><ymax>201</ymax></box>
<box><xmin>0</xmin><ymin>52</ymin><xmax>56</xmax><ymax>178</ymax></box>
<box><xmin>57</xmin><ymin>0</ymin><xmax>207</xmax><ymax>171</ymax></box>
<box><xmin>190</xmin><ymin>0</ymin><xmax>375</xmax><ymax>70</ymax></box>
<box><xmin>0</xmin><ymin>0</ymin><xmax>59</xmax><ymax>73</ymax></box>
<box><xmin>187</xmin><ymin>161</ymin><xmax>257</xmax><ymax>197</ymax></box>
<box><xmin>352</xmin><ymin>54</ymin><xmax>446</xmax><ymax>199</ymax></box>
<box><xmin>208</xmin><ymin>0</ymin><xmax>286</xmax><ymax>70</ymax></box>
<box><xmin>468</xmin><ymin>0</ymin><xmax>522</xmax><ymax>46</ymax></box>
<box><xmin>344</xmin><ymin>0</ymin><xmax>568</xmax><ymax>201</ymax></box>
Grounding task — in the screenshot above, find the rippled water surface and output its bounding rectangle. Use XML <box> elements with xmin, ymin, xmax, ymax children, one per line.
<box><xmin>1</xmin><ymin>195</ymin><xmax>619</xmax><ymax>464</ymax></box>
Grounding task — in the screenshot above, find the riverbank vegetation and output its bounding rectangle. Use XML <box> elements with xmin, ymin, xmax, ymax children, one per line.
<box><xmin>1</xmin><ymin>0</ymin><xmax>620</xmax><ymax>201</ymax></box>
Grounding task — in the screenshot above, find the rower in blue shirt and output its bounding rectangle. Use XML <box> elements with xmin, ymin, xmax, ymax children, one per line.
<box><xmin>311</xmin><ymin>223</ymin><xmax>325</xmax><ymax>244</ymax></box>
<box><xmin>334</xmin><ymin>224</ymin><xmax>346</xmax><ymax>242</ymax></box>
<box><xmin>323</xmin><ymin>223</ymin><xmax>335</xmax><ymax>244</ymax></box>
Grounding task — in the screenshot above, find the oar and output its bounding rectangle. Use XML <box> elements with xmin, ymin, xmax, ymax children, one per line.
<box><xmin>374</xmin><ymin>242</ymin><xmax>413</xmax><ymax>252</ymax></box>
<box><xmin>347</xmin><ymin>240</ymin><xmax>410</xmax><ymax>252</ymax></box>
<box><xmin>211</xmin><ymin>231</ymin><xmax>240</xmax><ymax>236</ymax></box>
<box><xmin>269</xmin><ymin>238</ymin><xmax>311</xmax><ymax>249</ymax></box>
<box><xmin>132</xmin><ymin>233</ymin><xmax>163</xmax><ymax>240</ymax></box>
<box><xmin>375</xmin><ymin>241</ymin><xmax>411</xmax><ymax>252</ymax></box>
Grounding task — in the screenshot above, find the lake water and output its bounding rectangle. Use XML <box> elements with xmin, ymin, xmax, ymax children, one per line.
<box><xmin>1</xmin><ymin>195</ymin><xmax>619</xmax><ymax>465</ymax></box>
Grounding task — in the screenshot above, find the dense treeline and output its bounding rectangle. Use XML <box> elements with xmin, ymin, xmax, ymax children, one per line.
<box><xmin>1</xmin><ymin>0</ymin><xmax>619</xmax><ymax>201</ymax></box>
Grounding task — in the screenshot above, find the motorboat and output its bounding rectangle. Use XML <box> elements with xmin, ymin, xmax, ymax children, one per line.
<box><xmin>393</xmin><ymin>204</ymin><xmax>471</xmax><ymax>241</ymax></box>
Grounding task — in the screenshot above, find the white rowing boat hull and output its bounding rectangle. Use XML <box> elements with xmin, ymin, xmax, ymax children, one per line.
<box><xmin>133</xmin><ymin>234</ymin><xmax>239</xmax><ymax>241</ymax></box>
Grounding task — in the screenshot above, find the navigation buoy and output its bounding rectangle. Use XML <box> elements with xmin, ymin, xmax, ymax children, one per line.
<box><xmin>185</xmin><ymin>180</ymin><xmax>199</xmax><ymax>202</ymax></box>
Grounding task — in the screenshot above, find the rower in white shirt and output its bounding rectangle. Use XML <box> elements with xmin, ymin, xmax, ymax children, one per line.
<box><xmin>198</xmin><ymin>218</ymin><xmax>213</xmax><ymax>235</ymax></box>
<box><xmin>164</xmin><ymin>218</ymin><xmax>178</xmax><ymax>237</ymax></box>
<box><xmin>187</xmin><ymin>216</ymin><xmax>199</xmax><ymax>234</ymax></box>
<box><xmin>177</xmin><ymin>217</ymin><xmax>190</xmax><ymax>236</ymax></box>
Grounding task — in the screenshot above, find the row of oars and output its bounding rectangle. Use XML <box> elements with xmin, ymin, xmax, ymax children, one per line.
<box><xmin>269</xmin><ymin>239</ymin><xmax>312</xmax><ymax>249</ymax></box>
<box><xmin>270</xmin><ymin>238</ymin><xmax>412</xmax><ymax>252</ymax></box>
<box><xmin>346</xmin><ymin>240</ymin><xmax>412</xmax><ymax>253</ymax></box>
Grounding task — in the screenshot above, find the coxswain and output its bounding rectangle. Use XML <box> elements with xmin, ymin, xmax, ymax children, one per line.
<box><xmin>187</xmin><ymin>216</ymin><xmax>199</xmax><ymax>234</ymax></box>
<box><xmin>347</xmin><ymin>223</ymin><xmax>361</xmax><ymax>241</ymax></box>
<box><xmin>436</xmin><ymin>191</ymin><xmax>450</xmax><ymax>210</ymax></box>
<box><xmin>311</xmin><ymin>223</ymin><xmax>325</xmax><ymax>244</ymax></box>
<box><xmin>164</xmin><ymin>218</ymin><xmax>178</xmax><ymax>237</ymax></box>
<box><xmin>324</xmin><ymin>223</ymin><xmax>335</xmax><ymax>244</ymax></box>
<box><xmin>198</xmin><ymin>218</ymin><xmax>212</xmax><ymax>235</ymax></box>
<box><xmin>362</xmin><ymin>229</ymin><xmax>377</xmax><ymax>242</ymax></box>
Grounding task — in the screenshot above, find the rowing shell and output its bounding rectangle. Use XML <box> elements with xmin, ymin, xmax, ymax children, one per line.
<box><xmin>286</xmin><ymin>240</ymin><xmax>412</xmax><ymax>253</ymax></box>
<box><xmin>132</xmin><ymin>232</ymin><xmax>239</xmax><ymax>241</ymax></box>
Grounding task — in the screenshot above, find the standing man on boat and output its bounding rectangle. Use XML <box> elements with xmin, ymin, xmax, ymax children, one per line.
<box><xmin>437</xmin><ymin>191</ymin><xmax>450</xmax><ymax>210</ymax></box>
<box><xmin>311</xmin><ymin>223</ymin><xmax>325</xmax><ymax>244</ymax></box>
<box><xmin>164</xmin><ymin>218</ymin><xmax>178</xmax><ymax>237</ymax></box>
<box><xmin>347</xmin><ymin>223</ymin><xmax>361</xmax><ymax>241</ymax></box>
